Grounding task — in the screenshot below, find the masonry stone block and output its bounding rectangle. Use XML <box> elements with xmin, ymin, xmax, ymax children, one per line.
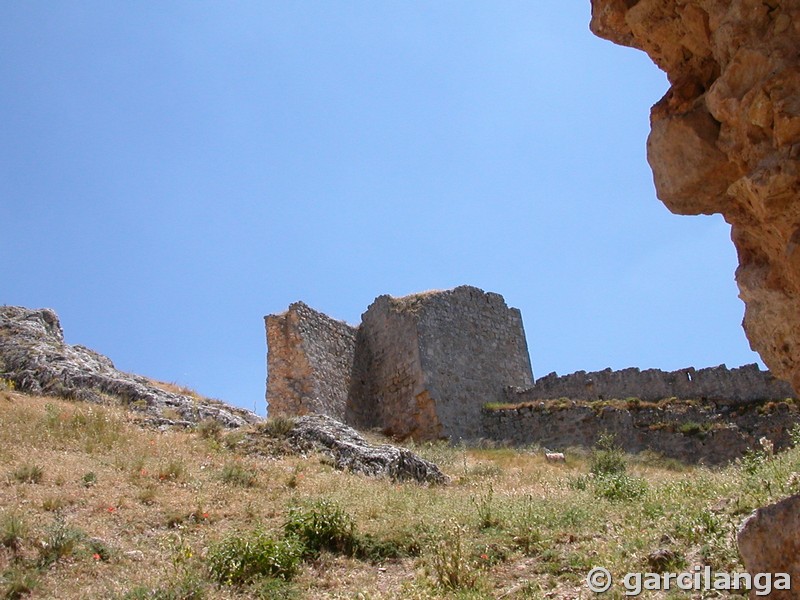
<box><xmin>265</xmin><ymin>302</ymin><xmax>357</xmax><ymax>421</ymax></box>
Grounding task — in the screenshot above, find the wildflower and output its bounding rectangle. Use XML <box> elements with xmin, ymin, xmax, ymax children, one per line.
<box><xmin>93</xmin><ymin>553</ymin><xmax>101</xmax><ymax>561</ymax></box>
<box><xmin>107</xmin><ymin>506</ymin><xmax>115</xmax><ymax>513</ymax></box>
<box><xmin>480</xmin><ymin>553</ymin><xmax>489</xmax><ymax>560</ymax></box>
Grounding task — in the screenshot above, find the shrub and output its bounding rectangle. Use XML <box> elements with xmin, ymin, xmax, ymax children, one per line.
<box><xmin>1</xmin><ymin>566</ymin><xmax>38</xmax><ymax>599</ymax></box>
<box><xmin>471</xmin><ymin>484</ymin><xmax>502</xmax><ymax>529</ymax></box>
<box><xmin>427</xmin><ymin>521</ymin><xmax>479</xmax><ymax>590</ymax></box>
<box><xmin>0</xmin><ymin>512</ymin><xmax>27</xmax><ymax>552</ymax></box>
<box><xmin>158</xmin><ymin>459</ymin><xmax>187</xmax><ymax>483</ymax></box>
<box><xmin>790</xmin><ymin>423</ymin><xmax>800</xmax><ymax>448</ymax></box>
<box><xmin>259</xmin><ymin>416</ymin><xmax>296</xmax><ymax>438</ymax></box>
<box><xmin>161</xmin><ymin>408</ymin><xmax>183</xmax><ymax>422</ymax></box>
<box><xmin>137</xmin><ymin>485</ymin><xmax>157</xmax><ymax>505</ymax></box>
<box><xmin>593</xmin><ymin>472</ymin><xmax>648</xmax><ymax>502</ymax></box>
<box><xmin>82</xmin><ymin>472</ymin><xmax>98</xmax><ymax>487</ymax></box>
<box><xmin>41</xmin><ymin>496</ymin><xmax>70</xmax><ymax>512</ymax></box>
<box><xmin>165</xmin><ymin>508</ymin><xmax>209</xmax><ymax>529</ymax></box>
<box><xmin>220</xmin><ymin>462</ymin><xmax>257</xmax><ymax>488</ymax></box>
<box><xmin>120</xmin><ymin>575</ymin><xmax>205</xmax><ymax>599</ymax></box>
<box><xmin>222</xmin><ymin>431</ymin><xmax>245</xmax><ymax>450</ymax></box>
<box><xmin>740</xmin><ymin>448</ymin><xmax>768</xmax><ymax>475</ymax></box>
<box><xmin>207</xmin><ymin>529</ymin><xmax>302</xmax><ymax>585</ymax></box>
<box><xmin>283</xmin><ymin>500</ymin><xmax>358</xmax><ymax>558</ymax></box>
<box><xmin>251</xmin><ymin>578</ymin><xmax>299</xmax><ymax>599</ymax></box>
<box><xmin>355</xmin><ymin>533</ymin><xmax>419</xmax><ymax>562</ymax></box>
<box><xmin>678</xmin><ymin>421</ymin><xmax>703</xmax><ymax>436</ymax></box>
<box><xmin>589</xmin><ymin>434</ymin><xmax>626</xmax><ymax>476</ymax></box>
<box><xmin>37</xmin><ymin>516</ymin><xmax>83</xmax><ymax>567</ymax></box>
<box><xmin>509</xmin><ymin>495</ymin><xmax>543</xmax><ymax>555</ymax></box>
<box><xmin>196</xmin><ymin>418</ymin><xmax>222</xmax><ymax>440</ymax></box>
<box><xmin>11</xmin><ymin>463</ymin><xmax>43</xmax><ymax>484</ymax></box>
<box><xmin>89</xmin><ymin>538</ymin><xmax>113</xmax><ymax>562</ymax></box>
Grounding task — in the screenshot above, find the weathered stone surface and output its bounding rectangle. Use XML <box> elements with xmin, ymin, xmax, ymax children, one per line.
<box><xmin>0</xmin><ymin>306</ymin><xmax>258</xmax><ymax>428</ymax></box>
<box><xmin>266</xmin><ymin>286</ymin><xmax>534</xmax><ymax>442</ymax></box>
<box><xmin>265</xmin><ymin>302</ymin><xmax>356</xmax><ymax>420</ymax></box>
<box><xmin>737</xmin><ymin>493</ymin><xmax>800</xmax><ymax>599</ymax></box>
<box><xmin>347</xmin><ymin>286</ymin><xmax>534</xmax><ymax>442</ymax></box>
<box><xmin>483</xmin><ymin>397</ymin><xmax>800</xmax><ymax>464</ymax></box>
<box><xmin>285</xmin><ymin>414</ymin><xmax>449</xmax><ymax>484</ymax></box>
<box><xmin>510</xmin><ymin>363</ymin><xmax>795</xmax><ymax>405</ymax></box>
<box><xmin>589</xmin><ymin>0</ymin><xmax>800</xmax><ymax>393</ymax></box>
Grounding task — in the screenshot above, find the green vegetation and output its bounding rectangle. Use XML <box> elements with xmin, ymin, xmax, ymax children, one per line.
<box><xmin>0</xmin><ymin>512</ymin><xmax>27</xmax><ymax>552</ymax></box>
<box><xmin>10</xmin><ymin>463</ymin><xmax>43</xmax><ymax>484</ymax></box>
<box><xmin>284</xmin><ymin>500</ymin><xmax>358</xmax><ymax>559</ymax></box>
<box><xmin>219</xmin><ymin>461</ymin><xmax>258</xmax><ymax>488</ymax></box>
<box><xmin>207</xmin><ymin>529</ymin><xmax>303</xmax><ymax>585</ymax></box>
<box><xmin>1</xmin><ymin>390</ymin><xmax>799</xmax><ymax>598</ymax></box>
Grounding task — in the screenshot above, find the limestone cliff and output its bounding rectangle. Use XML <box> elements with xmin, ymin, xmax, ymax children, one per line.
<box><xmin>590</xmin><ymin>0</ymin><xmax>800</xmax><ymax>390</ymax></box>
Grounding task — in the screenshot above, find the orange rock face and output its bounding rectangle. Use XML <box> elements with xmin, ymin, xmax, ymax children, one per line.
<box><xmin>590</xmin><ymin>0</ymin><xmax>800</xmax><ymax>391</ymax></box>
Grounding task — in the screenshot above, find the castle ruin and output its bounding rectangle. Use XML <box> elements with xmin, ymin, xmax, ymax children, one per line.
<box><xmin>265</xmin><ymin>285</ymin><xmax>798</xmax><ymax>453</ymax></box>
<box><xmin>265</xmin><ymin>301</ymin><xmax>356</xmax><ymax>420</ymax></box>
<box><xmin>266</xmin><ymin>286</ymin><xmax>533</xmax><ymax>441</ymax></box>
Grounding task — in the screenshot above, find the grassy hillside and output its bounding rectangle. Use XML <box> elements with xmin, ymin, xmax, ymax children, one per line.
<box><xmin>1</xmin><ymin>386</ymin><xmax>798</xmax><ymax>599</ymax></box>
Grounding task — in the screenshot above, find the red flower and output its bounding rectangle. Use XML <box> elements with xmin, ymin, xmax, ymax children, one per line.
<box><xmin>93</xmin><ymin>553</ymin><xmax>101</xmax><ymax>560</ymax></box>
<box><xmin>107</xmin><ymin>506</ymin><xmax>115</xmax><ymax>513</ymax></box>
<box><xmin>480</xmin><ymin>553</ymin><xmax>489</xmax><ymax>560</ymax></box>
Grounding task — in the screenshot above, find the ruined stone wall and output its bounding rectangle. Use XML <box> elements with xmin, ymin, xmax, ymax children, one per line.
<box><xmin>349</xmin><ymin>286</ymin><xmax>534</xmax><ymax>441</ymax></box>
<box><xmin>508</xmin><ymin>363</ymin><xmax>795</xmax><ymax>406</ymax></box>
<box><xmin>482</xmin><ymin>399</ymin><xmax>800</xmax><ymax>465</ymax></box>
<box><xmin>415</xmin><ymin>287</ymin><xmax>534</xmax><ymax>440</ymax></box>
<box><xmin>346</xmin><ymin>295</ymin><xmax>438</xmax><ymax>439</ymax></box>
<box><xmin>265</xmin><ymin>302</ymin><xmax>356</xmax><ymax>420</ymax></box>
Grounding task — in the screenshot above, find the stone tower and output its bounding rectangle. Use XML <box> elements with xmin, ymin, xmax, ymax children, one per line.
<box><xmin>265</xmin><ymin>286</ymin><xmax>534</xmax><ymax>441</ymax></box>
<box><xmin>346</xmin><ymin>286</ymin><xmax>534</xmax><ymax>441</ymax></box>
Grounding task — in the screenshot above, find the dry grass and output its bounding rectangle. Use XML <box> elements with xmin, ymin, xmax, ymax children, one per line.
<box><xmin>1</xmin><ymin>389</ymin><xmax>797</xmax><ymax>598</ymax></box>
<box><xmin>144</xmin><ymin>378</ymin><xmax>202</xmax><ymax>399</ymax></box>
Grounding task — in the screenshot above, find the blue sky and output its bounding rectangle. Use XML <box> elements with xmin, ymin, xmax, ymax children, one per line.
<box><xmin>2</xmin><ymin>3</ymin><xmax>761</xmax><ymax>414</ymax></box>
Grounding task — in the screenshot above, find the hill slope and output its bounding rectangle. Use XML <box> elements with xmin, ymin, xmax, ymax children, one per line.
<box><xmin>2</xmin><ymin>386</ymin><xmax>800</xmax><ymax>598</ymax></box>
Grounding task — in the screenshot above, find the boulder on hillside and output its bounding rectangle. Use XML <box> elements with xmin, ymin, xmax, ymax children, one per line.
<box><xmin>0</xmin><ymin>306</ymin><xmax>259</xmax><ymax>428</ymax></box>
<box><xmin>737</xmin><ymin>492</ymin><xmax>800</xmax><ymax>599</ymax></box>
<box><xmin>286</xmin><ymin>414</ymin><xmax>449</xmax><ymax>485</ymax></box>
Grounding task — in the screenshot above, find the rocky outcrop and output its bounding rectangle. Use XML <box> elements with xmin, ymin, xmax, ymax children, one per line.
<box><xmin>737</xmin><ymin>493</ymin><xmax>800</xmax><ymax>599</ymax></box>
<box><xmin>286</xmin><ymin>414</ymin><xmax>449</xmax><ymax>484</ymax></box>
<box><xmin>0</xmin><ymin>306</ymin><xmax>258</xmax><ymax>428</ymax></box>
<box><xmin>590</xmin><ymin>0</ymin><xmax>800</xmax><ymax>392</ymax></box>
